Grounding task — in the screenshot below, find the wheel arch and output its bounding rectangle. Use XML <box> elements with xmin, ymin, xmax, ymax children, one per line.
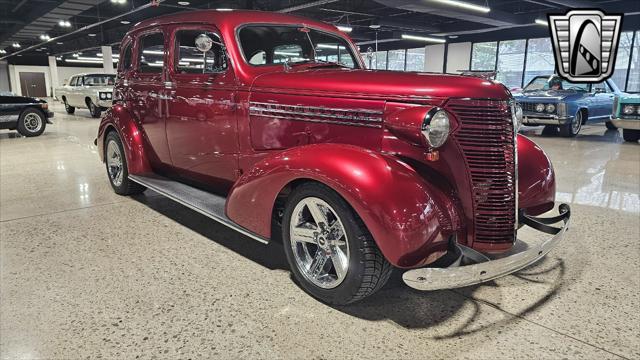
<box><xmin>226</xmin><ymin>144</ymin><xmax>458</xmax><ymax>268</ymax></box>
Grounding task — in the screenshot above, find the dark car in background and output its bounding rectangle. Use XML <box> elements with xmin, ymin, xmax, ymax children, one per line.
<box><xmin>0</xmin><ymin>91</ymin><xmax>53</xmax><ymax>137</ymax></box>
<box><xmin>514</xmin><ymin>75</ymin><xmax>622</xmax><ymax>137</ymax></box>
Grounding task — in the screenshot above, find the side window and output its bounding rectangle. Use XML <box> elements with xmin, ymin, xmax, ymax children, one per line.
<box><xmin>77</xmin><ymin>76</ymin><xmax>84</xmax><ymax>86</ymax></box>
<box><xmin>273</xmin><ymin>44</ymin><xmax>304</xmax><ymax>63</ymax></box>
<box><xmin>139</xmin><ymin>32</ymin><xmax>165</xmax><ymax>73</ymax></box>
<box><xmin>174</xmin><ymin>30</ymin><xmax>227</xmax><ymax>74</ymax></box>
<box><xmin>593</xmin><ymin>82</ymin><xmax>608</xmax><ymax>93</ymax></box>
<box><xmin>69</xmin><ymin>76</ymin><xmax>76</xmax><ymax>86</ymax></box>
<box><xmin>121</xmin><ymin>43</ymin><xmax>133</xmax><ymax>71</ymax></box>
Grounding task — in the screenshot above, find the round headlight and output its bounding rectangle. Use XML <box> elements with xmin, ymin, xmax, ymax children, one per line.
<box><xmin>422</xmin><ymin>109</ymin><xmax>450</xmax><ymax>148</ymax></box>
<box><xmin>545</xmin><ymin>104</ymin><xmax>556</xmax><ymax>113</ymax></box>
<box><xmin>106</xmin><ymin>92</ymin><xmax>112</xmax><ymax>99</ymax></box>
<box><xmin>623</xmin><ymin>105</ymin><xmax>635</xmax><ymax>114</ymax></box>
<box><xmin>535</xmin><ymin>103</ymin><xmax>545</xmax><ymax>112</ymax></box>
<box><xmin>99</xmin><ymin>93</ymin><xmax>106</xmax><ymax>100</ymax></box>
<box><xmin>512</xmin><ymin>103</ymin><xmax>523</xmax><ymax>131</ymax></box>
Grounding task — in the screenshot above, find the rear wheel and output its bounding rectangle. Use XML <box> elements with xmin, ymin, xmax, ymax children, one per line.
<box><xmin>622</xmin><ymin>129</ymin><xmax>640</xmax><ymax>142</ymax></box>
<box><xmin>104</xmin><ymin>131</ymin><xmax>146</xmax><ymax>195</ymax></box>
<box><xmin>88</xmin><ymin>100</ymin><xmax>102</xmax><ymax>118</ymax></box>
<box><xmin>560</xmin><ymin>110</ymin><xmax>583</xmax><ymax>137</ymax></box>
<box><xmin>16</xmin><ymin>109</ymin><xmax>46</xmax><ymax>137</ymax></box>
<box><xmin>282</xmin><ymin>182</ymin><xmax>392</xmax><ymax>305</ymax></box>
<box><xmin>605</xmin><ymin>121</ymin><xmax>617</xmax><ymax>130</ymax></box>
<box><xmin>63</xmin><ymin>98</ymin><xmax>75</xmax><ymax>114</ymax></box>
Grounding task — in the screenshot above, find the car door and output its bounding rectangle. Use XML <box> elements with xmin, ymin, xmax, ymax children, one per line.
<box><xmin>592</xmin><ymin>81</ymin><xmax>615</xmax><ymax>118</ymax></box>
<box><xmin>66</xmin><ymin>76</ymin><xmax>78</xmax><ymax>106</ymax></box>
<box><xmin>164</xmin><ymin>25</ymin><xmax>239</xmax><ymax>189</ymax></box>
<box><xmin>71</xmin><ymin>75</ymin><xmax>85</xmax><ymax>107</ymax></box>
<box><xmin>128</xmin><ymin>30</ymin><xmax>172</xmax><ymax>165</ymax></box>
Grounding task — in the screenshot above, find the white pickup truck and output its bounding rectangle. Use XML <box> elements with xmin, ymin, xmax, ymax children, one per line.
<box><xmin>55</xmin><ymin>73</ymin><xmax>115</xmax><ymax>118</ymax></box>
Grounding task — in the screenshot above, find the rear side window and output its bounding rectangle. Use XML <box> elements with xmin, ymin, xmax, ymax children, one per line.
<box><xmin>69</xmin><ymin>76</ymin><xmax>77</xmax><ymax>86</ymax></box>
<box><xmin>174</xmin><ymin>30</ymin><xmax>227</xmax><ymax>74</ymax></box>
<box><xmin>138</xmin><ymin>33</ymin><xmax>165</xmax><ymax>73</ymax></box>
<box><xmin>121</xmin><ymin>43</ymin><xmax>133</xmax><ymax>71</ymax></box>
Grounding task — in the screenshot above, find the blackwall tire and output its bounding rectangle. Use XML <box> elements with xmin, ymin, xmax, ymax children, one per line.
<box><xmin>64</xmin><ymin>99</ymin><xmax>75</xmax><ymax>114</ymax></box>
<box><xmin>622</xmin><ymin>129</ymin><xmax>640</xmax><ymax>142</ymax></box>
<box><xmin>16</xmin><ymin>109</ymin><xmax>46</xmax><ymax>137</ymax></box>
<box><xmin>560</xmin><ymin>111</ymin><xmax>583</xmax><ymax>137</ymax></box>
<box><xmin>282</xmin><ymin>182</ymin><xmax>392</xmax><ymax>305</ymax></box>
<box><xmin>605</xmin><ymin>121</ymin><xmax>617</xmax><ymax>130</ymax></box>
<box><xmin>104</xmin><ymin>132</ymin><xmax>146</xmax><ymax>195</ymax></box>
<box><xmin>89</xmin><ymin>100</ymin><xmax>102</xmax><ymax>118</ymax></box>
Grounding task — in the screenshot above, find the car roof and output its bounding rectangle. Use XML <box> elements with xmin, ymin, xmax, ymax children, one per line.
<box><xmin>130</xmin><ymin>9</ymin><xmax>338</xmax><ymax>34</ymax></box>
<box><xmin>71</xmin><ymin>73</ymin><xmax>115</xmax><ymax>77</ymax></box>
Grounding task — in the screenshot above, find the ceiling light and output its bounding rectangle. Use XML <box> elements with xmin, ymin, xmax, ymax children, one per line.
<box><xmin>110</xmin><ymin>0</ymin><xmax>126</xmax><ymax>4</ymax></box>
<box><xmin>56</xmin><ymin>56</ymin><xmax>62</xmax><ymax>60</ymax></box>
<box><xmin>369</xmin><ymin>24</ymin><xmax>381</xmax><ymax>29</ymax></box>
<box><xmin>535</xmin><ymin>19</ymin><xmax>548</xmax><ymax>26</ymax></box>
<box><xmin>57</xmin><ymin>41</ymin><xmax>64</xmax><ymax>45</ymax></box>
<box><xmin>66</xmin><ymin>58</ymin><xmax>104</xmax><ymax>64</ymax></box>
<box><xmin>143</xmin><ymin>50</ymin><xmax>164</xmax><ymax>55</ymax></box>
<box><xmin>88</xmin><ymin>33</ymin><xmax>96</xmax><ymax>37</ymax></box>
<box><xmin>58</xmin><ymin>20</ymin><xmax>71</xmax><ymax>27</ymax></box>
<box><xmin>12</xmin><ymin>42</ymin><xmax>20</xmax><ymax>48</ymax></box>
<box><xmin>216</xmin><ymin>8</ymin><xmax>233</xmax><ymax>11</ymax></box>
<box><xmin>73</xmin><ymin>53</ymin><xmax>79</xmax><ymax>57</ymax></box>
<box><xmin>0</xmin><ymin>49</ymin><xmax>6</xmax><ymax>54</ymax></box>
<box><xmin>337</xmin><ymin>25</ymin><xmax>352</xmax><ymax>33</ymax></box>
<box><xmin>401</xmin><ymin>34</ymin><xmax>446</xmax><ymax>43</ymax></box>
<box><xmin>430</xmin><ymin>0</ymin><xmax>490</xmax><ymax>13</ymax></box>
<box><xmin>448</xmin><ymin>35</ymin><xmax>459</xmax><ymax>39</ymax></box>
<box><xmin>177</xmin><ymin>1</ymin><xmax>190</xmax><ymax>5</ymax></box>
<box><xmin>39</xmin><ymin>34</ymin><xmax>51</xmax><ymax>40</ymax></box>
<box><xmin>97</xmin><ymin>52</ymin><xmax>102</xmax><ymax>56</ymax></box>
<box><xmin>120</xmin><ymin>20</ymin><xmax>130</xmax><ymax>24</ymax></box>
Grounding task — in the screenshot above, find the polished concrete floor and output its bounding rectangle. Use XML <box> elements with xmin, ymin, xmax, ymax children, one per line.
<box><xmin>1</xmin><ymin>100</ymin><xmax>638</xmax><ymax>359</ymax></box>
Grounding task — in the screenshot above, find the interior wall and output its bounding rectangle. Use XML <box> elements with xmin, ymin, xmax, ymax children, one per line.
<box><xmin>0</xmin><ymin>61</ymin><xmax>10</xmax><ymax>92</ymax></box>
<box><xmin>425</xmin><ymin>44</ymin><xmax>445</xmax><ymax>73</ymax></box>
<box><xmin>446</xmin><ymin>42</ymin><xmax>472</xmax><ymax>74</ymax></box>
<box><xmin>8</xmin><ymin>65</ymin><xmax>52</xmax><ymax>97</ymax></box>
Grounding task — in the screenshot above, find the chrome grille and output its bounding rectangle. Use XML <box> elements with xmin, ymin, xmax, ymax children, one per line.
<box><xmin>448</xmin><ymin>99</ymin><xmax>517</xmax><ymax>245</ymax></box>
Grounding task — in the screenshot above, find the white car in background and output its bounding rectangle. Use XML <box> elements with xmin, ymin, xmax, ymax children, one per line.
<box><xmin>55</xmin><ymin>73</ymin><xmax>115</xmax><ymax>118</ymax></box>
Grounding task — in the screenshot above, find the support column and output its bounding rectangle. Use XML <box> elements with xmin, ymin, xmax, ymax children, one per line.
<box><xmin>48</xmin><ymin>55</ymin><xmax>59</xmax><ymax>98</ymax></box>
<box><xmin>101</xmin><ymin>45</ymin><xmax>114</xmax><ymax>73</ymax></box>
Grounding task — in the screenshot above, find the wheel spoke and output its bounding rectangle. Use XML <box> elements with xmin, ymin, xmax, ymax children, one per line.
<box><xmin>327</xmin><ymin>222</ymin><xmax>345</xmax><ymax>243</ymax></box>
<box><xmin>305</xmin><ymin>199</ymin><xmax>328</xmax><ymax>227</ymax></box>
<box><xmin>309</xmin><ymin>251</ymin><xmax>328</xmax><ymax>279</ymax></box>
<box><xmin>330</xmin><ymin>248</ymin><xmax>348</xmax><ymax>280</ymax></box>
<box><xmin>291</xmin><ymin>226</ymin><xmax>317</xmax><ymax>243</ymax></box>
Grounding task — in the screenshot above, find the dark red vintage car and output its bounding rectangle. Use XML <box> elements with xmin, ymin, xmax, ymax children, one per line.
<box><xmin>96</xmin><ymin>10</ymin><xmax>570</xmax><ymax>305</ymax></box>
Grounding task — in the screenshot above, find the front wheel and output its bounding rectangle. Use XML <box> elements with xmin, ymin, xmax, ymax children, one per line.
<box><xmin>622</xmin><ymin>129</ymin><xmax>640</xmax><ymax>142</ymax></box>
<box><xmin>104</xmin><ymin>132</ymin><xmax>146</xmax><ymax>195</ymax></box>
<box><xmin>16</xmin><ymin>109</ymin><xmax>46</xmax><ymax>137</ymax></box>
<box><xmin>89</xmin><ymin>100</ymin><xmax>102</xmax><ymax>118</ymax></box>
<box><xmin>560</xmin><ymin>110</ymin><xmax>584</xmax><ymax>137</ymax></box>
<box><xmin>63</xmin><ymin>98</ymin><xmax>75</xmax><ymax>114</ymax></box>
<box><xmin>282</xmin><ymin>182</ymin><xmax>392</xmax><ymax>305</ymax></box>
<box><xmin>605</xmin><ymin>121</ymin><xmax>617</xmax><ymax>130</ymax></box>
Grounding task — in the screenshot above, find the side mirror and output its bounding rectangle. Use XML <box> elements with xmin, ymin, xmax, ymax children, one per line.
<box><xmin>195</xmin><ymin>34</ymin><xmax>213</xmax><ymax>53</ymax></box>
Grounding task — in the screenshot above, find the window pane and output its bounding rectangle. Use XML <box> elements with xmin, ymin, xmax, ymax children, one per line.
<box><xmin>627</xmin><ymin>31</ymin><xmax>640</xmax><ymax>92</ymax></box>
<box><xmin>406</xmin><ymin>48</ymin><xmax>425</xmax><ymax>72</ymax></box>
<box><xmin>471</xmin><ymin>42</ymin><xmax>497</xmax><ymax>71</ymax></box>
<box><xmin>375</xmin><ymin>51</ymin><xmax>387</xmax><ymax>70</ymax></box>
<box><xmin>139</xmin><ymin>33</ymin><xmax>164</xmax><ymax>73</ymax></box>
<box><xmin>611</xmin><ymin>31</ymin><xmax>633</xmax><ymax>90</ymax></box>
<box><xmin>496</xmin><ymin>40</ymin><xmax>525</xmax><ymax>89</ymax></box>
<box><xmin>524</xmin><ymin>38</ymin><xmax>555</xmax><ymax>86</ymax></box>
<box><xmin>175</xmin><ymin>31</ymin><xmax>227</xmax><ymax>74</ymax></box>
<box><xmin>388</xmin><ymin>49</ymin><xmax>406</xmax><ymax>71</ymax></box>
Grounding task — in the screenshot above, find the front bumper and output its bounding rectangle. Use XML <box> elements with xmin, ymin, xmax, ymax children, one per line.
<box><xmin>610</xmin><ymin>116</ymin><xmax>640</xmax><ymax>130</ymax></box>
<box><xmin>46</xmin><ymin>110</ymin><xmax>54</xmax><ymax>124</ymax></box>
<box><xmin>97</xmin><ymin>99</ymin><xmax>113</xmax><ymax>108</ymax></box>
<box><xmin>522</xmin><ymin>113</ymin><xmax>572</xmax><ymax>125</ymax></box>
<box><xmin>403</xmin><ymin>204</ymin><xmax>570</xmax><ymax>291</ymax></box>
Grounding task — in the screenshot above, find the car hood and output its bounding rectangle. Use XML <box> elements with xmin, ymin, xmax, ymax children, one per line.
<box><xmin>619</xmin><ymin>93</ymin><xmax>640</xmax><ymax>103</ymax></box>
<box><xmin>86</xmin><ymin>86</ymin><xmax>114</xmax><ymax>92</ymax></box>
<box><xmin>514</xmin><ymin>90</ymin><xmax>584</xmax><ymax>102</ymax></box>
<box><xmin>251</xmin><ymin>68</ymin><xmax>512</xmax><ymax>103</ymax></box>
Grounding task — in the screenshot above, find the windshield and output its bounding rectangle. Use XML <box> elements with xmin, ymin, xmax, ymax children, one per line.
<box><xmin>238</xmin><ymin>25</ymin><xmax>359</xmax><ymax>69</ymax></box>
<box><xmin>83</xmin><ymin>74</ymin><xmax>116</xmax><ymax>86</ymax></box>
<box><xmin>524</xmin><ymin>75</ymin><xmax>589</xmax><ymax>92</ymax></box>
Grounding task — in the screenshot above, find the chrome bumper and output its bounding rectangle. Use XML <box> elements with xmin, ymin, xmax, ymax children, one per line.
<box><xmin>97</xmin><ymin>99</ymin><xmax>113</xmax><ymax>108</ymax></box>
<box><xmin>610</xmin><ymin>117</ymin><xmax>640</xmax><ymax>130</ymax></box>
<box><xmin>522</xmin><ymin>114</ymin><xmax>572</xmax><ymax>125</ymax></box>
<box><xmin>403</xmin><ymin>204</ymin><xmax>571</xmax><ymax>291</ymax></box>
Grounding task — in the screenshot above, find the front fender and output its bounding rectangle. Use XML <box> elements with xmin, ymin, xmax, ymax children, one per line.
<box><xmin>518</xmin><ymin>134</ymin><xmax>555</xmax><ymax>215</ymax></box>
<box><xmin>97</xmin><ymin>104</ymin><xmax>151</xmax><ymax>175</ymax></box>
<box><xmin>227</xmin><ymin>144</ymin><xmax>459</xmax><ymax>268</ymax></box>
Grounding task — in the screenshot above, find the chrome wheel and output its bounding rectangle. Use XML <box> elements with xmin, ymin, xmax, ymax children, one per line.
<box><xmin>289</xmin><ymin>197</ymin><xmax>349</xmax><ymax>289</ymax></box>
<box><xmin>572</xmin><ymin>111</ymin><xmax>582</xmax><ymax>134</ymax></box>
<box><xmin>23</xmin><ymin>113</ymin><xmax>42</xmax><ymax>133</ymax></box>
<box><xmin>106</xmin><ymin>140</ymin><xmax>124</xmax><ymax>187</ymax></box>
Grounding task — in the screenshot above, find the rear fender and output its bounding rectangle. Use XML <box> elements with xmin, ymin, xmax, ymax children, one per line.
<box><xmin>227</xmin><ymin>144</ymin><xmax>459</xmax><ymax>268</ymax></box>
<box><xmin>97</xmin><ymin>104</ymin><xmax>151</xmax><ymax>175</ymax></box>
<box><xmin>518</xmin><ymin>134</ymin><xmax>555</xmax><ymax>215</ymax></box>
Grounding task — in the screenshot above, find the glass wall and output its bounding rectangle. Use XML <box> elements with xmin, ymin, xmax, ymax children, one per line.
<box><xmin>471</xmin><ymin>42</ymin><xmax>497</xmax><ymax>71</ymax></box>
<box><xmin>628</xmin><ymin>31</ymin><xmax>640</xmax><ymax>92</ymax></box>
<box><xmin>523</xmin><ymin>38</ymin><xmax>555</xmax><ymax>86</ymax></box>
<box><xmin>405</xmin><ymin>48</ymin><xmax>425</xmax><ymax>72</ymax></box>
<box><xmin>496</xmin><ymin>40</ymin><xmax>526</xmax><ymax>89</ymax></box>
<box><xmin>387</xmin><ymin>49</ymin><xmax>406</xmax><ymax>71</ymax></box>
<box><xmin>611</xmin><ymin>31</ymin><xmax>634</xmax><ymax>90</ymax></box>
<box><xmin>375</xmin><ymin>51</ymin><xmax>387</xmax><ymax>70</ymax></box>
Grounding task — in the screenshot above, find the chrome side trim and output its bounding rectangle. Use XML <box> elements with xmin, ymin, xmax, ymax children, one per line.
<box><xmin>250</xmin><ymin>101</ymin><xmax>383</xmax><ymax>115</ymax></box>
<box><xmin>250</xmin><ymin>112</ymin><xmax>383</xmax><ymax>128</ymax></box>
<box><xmin>0</xmin><ymin>115</ymin><xmax>19</xmax><ymax>123</ymax></box>
<box><xmin>402</xmin><ymin>205</ymin><xmax>570</xmax><ymax>291</ymax></box>
<box><xmin>249</xmin><ymin>102</ymin><xmax>383</xmax><ymax>128</ymax></box>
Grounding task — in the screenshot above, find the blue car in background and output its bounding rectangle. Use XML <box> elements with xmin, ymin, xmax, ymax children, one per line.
<box><xmin>514</xmin><ymin>75</ymin><xmax>623</xmax><ymax>137</ymax></box>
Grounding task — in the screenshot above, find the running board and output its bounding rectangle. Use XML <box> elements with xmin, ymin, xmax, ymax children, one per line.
<box><xmin>129</xmin><ymin>174</ymin><xmax>269</xmax><ymax>244</ymax></box>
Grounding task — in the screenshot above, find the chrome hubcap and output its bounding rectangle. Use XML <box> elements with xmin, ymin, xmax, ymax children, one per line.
<box><xmin>106</xmin><ymin>140</ymin><xmax>123</xmax><ymax>186</ymax></box>
<box><xmin>23</xmin><ymin>113</ymin><xmax>42</xmax><ymax>132</ymax></box>
<box><xmin>290</xmin><ymin>197</ymin><xmax>349</xmax><ymax>289</ymax></box>
<box><xmin>572</xmin><ymin>112</ymin><xmax>582</xmax><ymax>133</ymax></box>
